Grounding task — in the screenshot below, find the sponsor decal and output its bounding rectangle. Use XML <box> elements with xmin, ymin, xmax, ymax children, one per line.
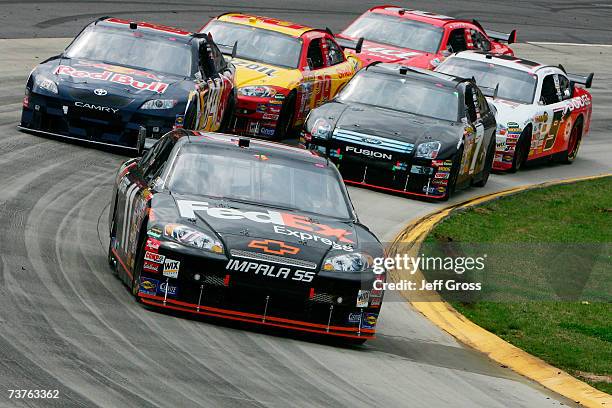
<box><xmin>162</xmin><ymin>259</ymin><xmax>180</xmax><ymax>279</ymax></box>
<box><xmin>160</xmin><ymin>281</ymin><xmax>178</xmax><ymax>296</ymax></box>
<box><xmin>260</xmin><ymin>127</ymin><xmax>275</xmax><ymax>137</ymax></box>
<box><xmin>434</xmin><ymin>172</ymin><xmax>450</xmax><ymax>179</ymax></box>
<box><xmin>148</xmin><ymin>227</ymin><xmax>162</xmax><ymax>238</ymax></box>
<box><xmin>143</xmin><ymin>261</ymin><xmax>160</xmax><ymax>273</ymax></box>
<box><xmin>348</xmin><ymin>312</ymin><xmax>362</xmax><ymax>323</ymax></box>
<box><xmin>74</xmin><ymin>101</ymin><xmax>118</xmax><ymax>114</ymax></box>
<box><xmin>256</xmin><ymin>104</ymin><xmax>267</xmax><ymax>113</ymax></box>
<box><xmin>145</xmin><ymin>237</ymin><xmax>161</xmax><ymax>252</ymax></box>
<box><xmin>362</xmin><ymin>313</ymin><xmax>378</xmax><ymax>329</ymax></box>
<box><xmin>431</xmin><ymin>178</ymin><xmax>449</xmax><ymax>186</ymax></box>
<box><xmin>174</xmin><ymin>114</ymin><xmax>185</xmax><ymax>129</ymax></box>
<box><xmin>144</xmin><ymin>251</ymin><xmax>165</xmax><ymax>264</ymax></box>
<box><xmin>346</xmin><ymin>146</ymin><xmax>392</xmax><ymax>160</ymax></box>
<box><xmin>356</xmin><ymin>290</ymin><xmax>370</xmax><ymax>308</ymax></box>
<box><xmin>225</xmin><ymin>260</ymin><xmax>315</xmax><ymax>282</ymax></box>
<box><xmin>423</xmin><ymin>186</ymin><xmax>437</xmax><ymax>194</ymax></box>
<box><xmin>93</xmin><ymin>88</ymin><xmax>107</xmax><ymax>96</ymax></box>
<box><xmin>233</xmin><ymin>60</ymin><xmax>277</xmax><ymax>77</ymax></box>
<box><xmin>363</xmin><ymin>45</ymin><xmax>420</xmax><ymax>60</ymax></box>
<box><xmin>55</xmin><ymin>65</ymin><xmax>169</xmax><ymax>93</ymax></box>
<box><xmin>274</xmin><ymin>93</ymin><xmax>285</xmax><ymax>100</ymax></box>
<box><xmin>248</xmin><ymin>239</ymin><xmax>300</xmax><ymax>256</ymax></box>
<box><xmin>262</xmin><ymin>113</ymin><xmax>279</xmax><ymax>121</ymax></box>
<box><xmin>370</xmin><ymin>297</ymin><xmax>382</xmax><ymax>307</ymax></box>
<box><xmin>177</xmin><ymin>200</ymin><xmax>355</xmax><ymax>243</ymax></box>
<box><xmin>437</xmin><ymin>166</ymin><xmax>451</xmax><ymax>172</ymax></box>
<box><xmin>253</xmin><ymin>154</ymin><xmax>269</xmax><ymax>161</ymax></box>
<box><xmin>431</xmin><ymin>160</ymin><xmax>445</xmax><ymax>167</ymax></box>
<box><xmin>273</xmin><ymin>225</ymin><xmax>353</xmax><ymax>251</ymax></box>
<box><xmin>139</xmin><ymin>277</ymin><xmax>159</xmax><ymax>296</ymax></box>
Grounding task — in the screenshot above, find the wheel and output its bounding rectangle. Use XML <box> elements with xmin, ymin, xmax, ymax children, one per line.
<box><xmin>220</xmin><ymin>92</ymin><xmax>235</xmax><ymax>132</ymax></box>
<box><xmin>561</xmin><ymin>119</ymin><xmax>582</xmax><ymax>164</ymax></box>
<box><xmin>442</xmin><ymin>146</ymin><xmax>464</xmax><ymax>201</ymax></box>
<box><xmin>509</xmin><ymin>127</ymin><xmax>531</xmax><ymax>173</ymax></box>
<box><xmin>183</xmin><ymin>94</ymin><xmax>198</xmax><ymax>130</ymax></box>
<box><xmin>473</xmin><ymin>136</ymin><xmax>495</xmax><ymax>187</ymax></box>
<box><xmin>273</xmin><ymin>93</ymin><xmax>296</xmax><ymax>140</ymax></box>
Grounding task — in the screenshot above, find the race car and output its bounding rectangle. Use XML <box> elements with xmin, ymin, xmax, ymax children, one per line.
<box><xmin>302</xmin><ymin>63</ymin><xmax>497</xmax><ymax>200</ymax></box>
<box><xmin>20</xmin><ymin>17</ymin><xmax>234</xmax><ymax>152</ymax></box>
<box><xmin>336</xmin><ymin>5</ymin><xmax>516</xmax><ymax>69</ymax></box>
<box><xmin>108</xmin><ymin>130</ymin><xmax>385</xmax><ymax>341</ymax></box>
<box><xmin>200</xmin><ymin>14</ymin><xmax>362</xmax><ymax>139</ymax></box>
<box><xmin>435</xmin><ymin>52</ymin><xmax>593</xmax><ymax>171</ymax></box>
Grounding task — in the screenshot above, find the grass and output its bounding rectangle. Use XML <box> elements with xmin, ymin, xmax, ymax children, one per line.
<box><xmin>422</xmin><ymin>176</ymin><xmax>612</xmax><ymax>393</ymax></box>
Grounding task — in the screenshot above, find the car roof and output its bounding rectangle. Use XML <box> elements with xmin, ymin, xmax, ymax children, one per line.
<box><xmin>366</xmin><ymin>62</ymin><xmax>469</xmax><ymax>90</ymax></box>
<box><xmin>448</xmin><ymin>51</ymin><xmax>548</xmax><ymax>74</ymax></box>
<box><xmin>171</xmin><ymin>130</ymin><xmax>328</xmax><ymax>164</ymax></box>
<box><xmin>367</xmin><ymin>5</ymin><xmax>464</xmax><ymax>27</ymax></box>
<box><xmin>215</xmin><ymin>13</ymin><xmax>316</xmax><ymax>37</ymax></box>
<box><xmin>96</xmin><ymin>17</ymin><xmax>197</xmax><ymax>43</ymax></box>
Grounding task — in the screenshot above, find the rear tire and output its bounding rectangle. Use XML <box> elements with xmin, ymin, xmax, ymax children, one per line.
<box><xmin>473</xmin><ymin>136</ymin><xmax>495</xmax><ymax>187</ymax></box>
<box><xmin>510</xmin><ymin>127</ymin><xmax>531</xmax><ymax>173</ymax></box>
<box><xmin>274</xmin><ymin>93</ymin><xmax>296</xmax><ymax>140</ymax></box>
<box><xmin>561</xmin><ymin>119</ymin><xmax>582</xmax><ymax>164</ymax></box>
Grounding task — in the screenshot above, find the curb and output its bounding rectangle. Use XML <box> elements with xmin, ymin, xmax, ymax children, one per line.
<box><xmin>388</xmin><ymin>173</ymin><xmax>612</xmax><ymax>408</ymax></box>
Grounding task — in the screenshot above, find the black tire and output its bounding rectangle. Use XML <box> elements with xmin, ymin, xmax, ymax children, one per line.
<box><xmin>473</xmin><ymin>136</ymin><xmax>495</xmax><ymax>187</ymax></box>
<box><xmin>183</xmin><ymin>94</ymin><xmax>198</xmax><ymax>130</ymax></box>
<box><xmin>273</xmin><ymin>93</ymin><xmax>296</xmax><ymax>140</ymax></box>
<box><xmin>442</xmin><ymin>145</ymin><xmax>464</xmax><ymax>201</ymax></box>
<box><xmin>107</xmin><ymin>198</ymin><xmax>118</xmax><ymax>275</ymax></box>
<box><xmin>130</xmin><ymin>232</ymin><xmax>148</xmax><ymax>300</ymax></box>
<box><xmin>510</xmin><ymin>127</ymin><xmax>531</xmax><ymax>173</ymax></box>
<box><xmin>561</xmin><ymin>119</ymin><xmax>583</xmax><ymax>164</ymax></box>
<box><xmin>220</xmin><ymin>92</ymin><xmax>235</xmax><ymax>132</ymax></box>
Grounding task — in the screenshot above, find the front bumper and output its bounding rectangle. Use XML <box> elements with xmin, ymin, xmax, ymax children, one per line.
<box><xmin>230</xmin><ymin>94</ymin><xmax>285</xmax><ymax>138</ymax></box>
<box><xmin>21</xmin><ymin>91</ymin><xmax>183</xmax><ymax>149</ymax></box>
<box><xmin>307</xmin><ymin>132</ymin><xmax>453</xmax><ymax>200</ymax></box>
<box><xmin>132</xmin><ymin>242</ymin><xmax>383</xmax><ymax>340</ymax></box>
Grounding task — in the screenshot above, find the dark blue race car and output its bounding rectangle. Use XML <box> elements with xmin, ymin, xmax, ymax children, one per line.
<box><xmin>20</xmin><ymin>17</ymin><xmax>235</xmax><ymax>152</ymax></box>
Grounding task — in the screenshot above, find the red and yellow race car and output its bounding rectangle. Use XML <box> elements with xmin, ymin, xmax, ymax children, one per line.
<box><xmin>337</xmin><ymin>5</ymin><xmax>516</xmax><ymax>70</ymax></box>
<box><xmin>200</xmin><ymin>14</ymin><xmax>362</xmax><ymax>138</ymax></box>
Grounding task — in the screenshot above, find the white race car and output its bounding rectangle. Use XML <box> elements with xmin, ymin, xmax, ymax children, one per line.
<box><xmin>436</xmin><ymin>51</ymin><xmax>593</xmax><ymax>171</ymax></box>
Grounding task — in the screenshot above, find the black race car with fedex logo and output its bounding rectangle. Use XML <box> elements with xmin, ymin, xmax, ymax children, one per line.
<box><xmin>302</xmin><ymin>63</ymin><xmax>497</xmax><ymax>200</ymax></box>
<box><xmin>20</xmin><ymin>17</ymin><xmax>234</xmax><ymax>152</ymax></box>
<box><xmin>108</xmin><ymin>129</ymin><xmax>385</xmax><ymax>341</ymax></box>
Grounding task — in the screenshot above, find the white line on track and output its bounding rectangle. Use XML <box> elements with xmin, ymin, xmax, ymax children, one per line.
<box><xmin>527</xmin><ymin>41</ymin><xmax>612</xmax><ymax>47</ymax></box>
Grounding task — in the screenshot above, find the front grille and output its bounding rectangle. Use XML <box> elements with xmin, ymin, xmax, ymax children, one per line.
<box><xmin>67</xmin><ymin>88</ymin><xmax>134</xmax><ymax>108</ymax></box>
<box><xmin>311</xmin><ymin>293</ymin><xmax>334</xmax><ymax>303</ymax></box>
<box><xmin>333</xmin><ymin>128</ymin><xmax>414</xmax><ymax>154</ymax></box>
<box><xmin>229</xmin><ymin>249</ymin><xmax>317</xmax><ymax>270</ymax></box>
<box><xmin>204</xmin><ymin>275</ymin><xmax>225</xmax><ymax>286</ymax></box>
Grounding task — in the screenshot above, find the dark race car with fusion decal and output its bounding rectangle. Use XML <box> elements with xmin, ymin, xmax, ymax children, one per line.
<box><xmin>108</xmin><ymin>130</ymin><xmax>385</xmax><ymax>341</ymax></box>
<box><xmin>302</xmin><ymin>63</ymin><xmax>497</xmax><ymax>200</ymax></box>
<box><xmin>20</xmin><ymin>17</ymin><xmax>234</xmax><ymax>151</ymax></box>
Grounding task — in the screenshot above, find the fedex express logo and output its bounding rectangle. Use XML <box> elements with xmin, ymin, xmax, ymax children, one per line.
<box><xmin>54</xmin><ymin>65</ymin><xmax>169</xmax><ymax>94</ymax></box>
<box><xmin>176</xmin><ymin>200</ymin><xmax>354</xmax><ymax>244</ymax></box>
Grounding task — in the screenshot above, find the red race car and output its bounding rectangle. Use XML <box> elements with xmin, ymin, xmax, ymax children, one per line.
<box><xmin>337</xmin><ymin>5</ymin><xmax>516</xmax><ymax>69</ymax></box>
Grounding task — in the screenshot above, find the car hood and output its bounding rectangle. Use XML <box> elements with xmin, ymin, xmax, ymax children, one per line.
<box><xmin>37</xmin><ymin>57</ymin><xmax>191</xmax><ymax>98</ymax></box>
<box><xmin>488</xmin><ymin>97</ymin><xmax>532</xmax><ymax>128</ymax></box>
<box><xmin>150</xmin><ymin>193</ymin><xmax>366</xmax><ymax>266</ymax></box>
<box><xmin>341</xmin><ymin>37</ymin><xmax>436</xmax><ymax>68</ymax></box>
<box><xmin>316</xmin><ymin>101</ymin><xmax>462</xmax><ymax>146</ymax></box>
<box><xmin>232</xmin><ymin>58</ymin><xmax>302</xmax><ymax>89</ymax></box>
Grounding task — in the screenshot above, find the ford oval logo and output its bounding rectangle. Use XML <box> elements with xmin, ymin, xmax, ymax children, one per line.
<box><xmin>94</xmin><ymin>88</ymin><xmax>107</xmax><ymax>96</ymax></box>
<box><xmin>362</xmin><ymin>137</ymin><xmax>381</xmax><ymax>145</ymax></box>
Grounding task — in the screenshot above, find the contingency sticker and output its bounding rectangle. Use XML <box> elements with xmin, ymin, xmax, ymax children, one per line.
<box><xmin>356</xmin><ymin>290</ymin><xmax>370</xmax><ymax>308</ymax></box>
<box><xmin>162</xmin><ymin>259</ymin><xmax>180</xmax><ymax>279</ymax></box>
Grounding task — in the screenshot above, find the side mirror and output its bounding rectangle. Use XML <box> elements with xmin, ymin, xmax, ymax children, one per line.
<box><xmin>355</xmin><ymin>37</ymin><xmax>364</xmax><ymax>54</ymax></box>
<box><xmin>441</xmin><ymin>49</ymin><xmax>452</xmax><ymax>57</ymax></box>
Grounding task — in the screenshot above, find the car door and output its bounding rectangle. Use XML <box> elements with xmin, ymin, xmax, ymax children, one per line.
<box><xmin>462</xmin><ymin>84</ymin><xmax>486</xmax><ymax>176</ymax></box>
<box><xmin>532</xmin><ymin>72</ymin><xmax>566</xmax><ymax>156</ymax></box>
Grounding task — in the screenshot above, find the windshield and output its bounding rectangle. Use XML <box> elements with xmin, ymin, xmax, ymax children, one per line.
<box><xmin>338</xmin><ymin>71</ymin><xmax>460</xmax><ymax>121</ymax></box>
<box><xmin>437</xmin><ymin>58</ymin><xmax>537</xmax><ymax>104</ymax></box>
<box><xmin>204</xmin><ymin>21</ymin><xmax>302</xmax><ymax>68</ymax></box>
<box><xmin>168</xmin><ymin>145</ymin><xmax>351</xmax><ymax>219</ymax></box>
<box><xmin>342</xmin><ymin>13</ymin><xmax>443</xmax><ymax>54</ymax></box>
<box><xmin>65</xmin><ymin>26</ymin><xmax>193</xmax><ymax>77</ymax></box>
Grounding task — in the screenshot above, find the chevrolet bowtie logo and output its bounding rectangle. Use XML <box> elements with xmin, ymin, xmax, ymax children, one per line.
<box><xmin>248</xmin><ymin>239</ymin><xmax>300</xmax><ymax>256</ymax></box>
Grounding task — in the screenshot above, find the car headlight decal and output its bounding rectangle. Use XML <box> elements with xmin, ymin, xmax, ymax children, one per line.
<box><xmin>238</xmin><ymin>86</ymin><xmax>277</xmax><ymax>98</ymax></box>
<box><xmin>323</xmin><ymin>252</ymin><xmax>373</xmax><ymax>272</ymax></box>
<box><xmin>415</xmin><ymin>141</ymin><xmax>442</xmax><ymax>159</ymax></box>
<box><xmin>163</xmin><ymin>224</ymin><xmax>224</xmax><ymax>253</ymax></box>
<box><xmin>34</xmin><ymin>76</ymin><xmax>58</xmax><ymax>95</ymax></box>
<box><xmin>140</xmin><ymin>99</ymin><xmax>178</xmax><ymax>110</ymax></box>
<box><xmin>311</xmin><ymin>118</ymin><xmax>333</xmax><ymax>139</ymax></box>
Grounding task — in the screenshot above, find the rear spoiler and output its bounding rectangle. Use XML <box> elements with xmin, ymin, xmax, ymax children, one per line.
<box><xmin>486</xmin><ymin>29</ymin><xmax>517</xmax><ymax>44</ymax></box>
<box><xmin>334</xmin><ymin>37</ymin><xmax>364</xmax><ymax>54</ymax></box>
<box><xmin>568</xmin><ymin>72</ymin><xmax>594</xmax><ymax>89</ymax></box>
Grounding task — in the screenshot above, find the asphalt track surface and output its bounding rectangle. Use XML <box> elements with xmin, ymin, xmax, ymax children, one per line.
<box><xmin>0</xmin><ymin>1</ymin><xmax>610</xmax><ymax>407</ymax></box>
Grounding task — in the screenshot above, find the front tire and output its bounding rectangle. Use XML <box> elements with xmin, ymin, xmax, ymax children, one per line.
<box><xmin>473</xmin><ymin>136</ymin><xmax>495</xmax><ymax>187</ymax></box>
<box><xmin>442</xmin><ymin>146</ymin><xmax>464</xmax><ymax>201</ymax></box>
<box><xmin>274</xmin><ymin>93</ymin><xmax>296</xmax><ymax>140</ymax></box>
<box><xmin>510</xmin><ymin>127</ymin><xmax>531</xmax><ymax>173</ymax></box>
